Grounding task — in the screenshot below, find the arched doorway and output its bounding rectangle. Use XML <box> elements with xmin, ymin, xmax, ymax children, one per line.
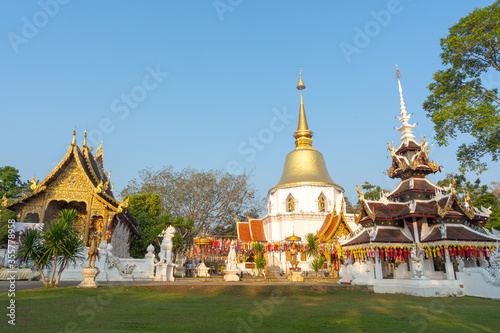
<box><xmin>43</xmin><ymin>200</ymin><xmax>87</xmax><ymax>235</ymax></box>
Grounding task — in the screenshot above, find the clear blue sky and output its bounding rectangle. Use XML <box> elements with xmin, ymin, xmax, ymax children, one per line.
<box><xmin>1</xmin><ymin>1</ymin><xmax>498</xmax><ymax>207</ymax></box>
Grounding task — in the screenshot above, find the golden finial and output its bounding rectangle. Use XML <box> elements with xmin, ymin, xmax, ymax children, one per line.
<box><xmin>82</xmin><ymin>129</ymin><xmax>87</xmax><ymax>147</ymax></box>
<box><xmin>71</xmin><ymin>126</ymin><xmax>76</xmax><ymax>146</ymax></box>
<box><xmin>246</xmin><ymin>211</ymin><xmax>250</xmax><ymax>221</ymax></box>
<box><xmin>294</xmin><ymin>68</ymin><xmax>314</xmax><ymax>148</ymax></box>
<box><xmin>297</xmin><ymin>67</ymin><xmax>305</xmax><ymax>90</ymax></box>
<box><xmin>395</xmin><ymin>63</ymin><xmax>401</xmax><ymax>80</ymax></box>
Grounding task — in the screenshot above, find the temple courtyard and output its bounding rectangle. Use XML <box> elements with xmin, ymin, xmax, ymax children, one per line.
<box><xmin>0</xmin><ymin>280</ymin><xmax>499</xmax><ymax>332</ymax></box>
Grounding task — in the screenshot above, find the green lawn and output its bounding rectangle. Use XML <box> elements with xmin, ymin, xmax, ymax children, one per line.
<box><xmin>1</xmin><ymin>284</ymin><xmax>499</xmax><ymax>332</ymax></box>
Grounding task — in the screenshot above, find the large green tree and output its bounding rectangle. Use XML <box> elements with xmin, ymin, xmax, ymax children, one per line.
<box><xmin>423</xmin><ymin>1</ymin><xmax>500</xmax><ymax>173</ymax></box>
<box><xmin>0</xmin><ymin>166</ymin><xmax>30</xmax><ymax>246</ymax></box>
<box><xmin>122</xmin><ymin>166</ymin><xmax>265</xmax><ymax>238</ymax></box>
<box><xmin>0</xmin><ymin>166</ymin><xmax>30</xmax><ymax>199</ymax></box>
<box><xmin>127</xmin><ymin>193</ymin><xmax>168</xmax><ymax>258</ymax></box>
<box><xmin>126</xmin><ymin>193</ymin><xmax>194</xmax><ymax>259</ymax></box>
<box><xmin>437</xmin><ymin>174</ymin><xmax>500</xmax><ymax>230</ymax></box>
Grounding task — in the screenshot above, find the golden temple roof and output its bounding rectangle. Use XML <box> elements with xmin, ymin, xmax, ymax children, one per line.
<box><xmin>274</xmin><ymin>71</ymin><xmax>340</xmax><ymax>190</ymax></box>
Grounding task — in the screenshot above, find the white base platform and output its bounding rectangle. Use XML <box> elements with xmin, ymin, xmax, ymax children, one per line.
<box><xmin>372</xmin><ymin>279</ymin><xmax>465</xmax><ymax>297</ymax></box>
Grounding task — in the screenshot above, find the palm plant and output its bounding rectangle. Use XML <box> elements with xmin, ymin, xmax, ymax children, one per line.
<box><xmin>17</xmin><ymin>209</ymin><xmax>84</xmax><ymax>287</ymax></box>
<box><xmin>17</xmin><ymin>227</ymin><xmax>48</xmax><ymax>285</ymax></box>
<box><xmin>304</xmin><ymin>233</ymin><xmax>319</xmax><ymax>259</ymax></box>
<box><xmin>252</xmin><ymin>242</ymin><xmax>265</xmax><ymax>276</ymax></box>
<box><xmin>309</xmin><ymin>256</ymin><xmax>326</xmax><ymax>278</ymax></box>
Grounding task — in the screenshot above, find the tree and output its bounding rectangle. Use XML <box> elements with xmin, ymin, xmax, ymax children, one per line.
<box><xmin>127</xmin><ymin>193</ymin><xmax>168</xmax><ymax>258</ymax></box>
<box><xmin>0</xmin><ymin>166</ymin><xmax>30</xmax><ymax>246</ymax></box>
<box><xmin>122</xmin><ymin>166</ymin><xmax>265</xmax><ymax>238</ymax></box>
<box><xmin>126</xmin><ymin>193</ymin><xmax>195</xmax><ymax>259</ymax></box>
<box><xmin>16</xmin><ymin>209</ymin><xmax>84</xmax><ymax>287</ymax></box>
<box><xmin>309</xmin><ymin>257</ymin><xmax>326</xmax><ymax>278</ymax></box>
<box><xmin>358</xmin><ymin>182</ymin><xmax>389</xmax><ymax>203</ymax></box>
<box><xmin>437</xmin><ymin>174</ymin><xmax>500</xmax><ymax>230</ymax></box>
<box><xmin>423</xmin><ymin>1</ymin><xmax>500</xmax><ymax>173</ymax></box>
<box><xmin>304</xmin><ymin>233</ymin><xmax>319</xmax><ymax>259</ymax></box>
<box><xmin>490</xmin><ymin>181</ymin><xmax>500</xmax><ymax>198</ymax></box>
<box><xmin>0</xmin><ymin>166</ymin><xmax>30</xmax><ymax>199</ymax></box>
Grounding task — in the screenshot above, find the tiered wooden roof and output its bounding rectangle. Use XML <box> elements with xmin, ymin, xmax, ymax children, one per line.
<box><xmin>342</xmin><ymin>68</ymin><xmax>497</xmax><ymax>248</ymax></box>
<box><xmin>237</xmin><ymin>218</ymin><xmax>266</xmax><ymax>242</ymax></box>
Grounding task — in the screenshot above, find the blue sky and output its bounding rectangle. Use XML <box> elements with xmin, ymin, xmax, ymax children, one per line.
<box><xmin>1</xmin><ymin>1</ymin><xmax>498</xmax><ymax>207</ymax></box>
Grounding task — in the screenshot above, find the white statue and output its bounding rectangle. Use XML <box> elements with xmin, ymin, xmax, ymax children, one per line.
<box><xmin>411</xmin><ymin>243</ymin><xmax>427</xmax><ymax>279</ymax></box>
<box><xmin>368</xmin><ymin>225</ymin><xmax>377</xmax><ymax>242</ymax></box>
<box><xmin>159</xmin><ymin>225</ymin><xmax>176</xmax><ymax>264</ymax></box>
<box><xmin>226</xmin><ymin>241</ymin><xmax>238</xmax><ymax>271</ymax></box>
<box><xmin>223</xmin><ymin>240</ymin><xmax>240</xmax><ymax>281</ymax></box>
<box><xmin>439</xmin><ymin>223</ymin><xmax>447</xmax><ymax>239</ymax></box>
<box><xmin>155</xmin><ymin>225</ymin><xmax>176</xmax><ymax>282</ymax></box>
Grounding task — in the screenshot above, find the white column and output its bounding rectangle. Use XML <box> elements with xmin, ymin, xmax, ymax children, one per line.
<box><xmin>444</xmin><ymin>246</ymin><xmax>455</xmax><ymax>281</ymax></box>
<box><xmin>374</xmin><ymin>251</ymin><xmax>383</xmax><ymax>280</ymax></box>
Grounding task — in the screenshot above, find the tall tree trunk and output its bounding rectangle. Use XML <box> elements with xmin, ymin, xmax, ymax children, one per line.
<box><xmin>49</xmin><ymin>254</ymin><xmax>58</xmax><ymax>286</ymax></box>
<box><xmin>55</xmin><ymin>259</ymin><xmax>68</xmax><ymax>287</ymax></box>
<box><xmin>34</xmin><ymin>261</ymin><xmax>48</xmax><ymax>286</ymax></box>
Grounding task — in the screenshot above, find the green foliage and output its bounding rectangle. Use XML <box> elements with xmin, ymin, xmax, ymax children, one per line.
<box><xmin>438</xmin><ymin>174</ymin><xmax>500</xmax><ymax>229</ymax></box>
<box><xmin>254</xmin><ymin>258</ymin><xmax>266</xmax><ymax>271</ymax></box>
<box><xmin>0</xmin><ymin>208</ymin><xmax>16</xmax><ymax>247</ymax></box>
<box><xmin>0</xmin><ymin>166</ymin><xmax>32</xmax><ymax>246</ymax></box>
<box><xmin>121</xmin><ymin>166</ymin><xmax>265</xmax><ymax>237</ymax></box>
<box><xmin>309</xmin><ymin>256</ymin><xmax>326</xmax><ymax>278</ymax></box>
<box><xmin>361</xmin><ymin>182</ymin><xmax>389</xmax><ymax>201</ymax></box>
<box><xmin>16</xmin><ymin>209</ymin><xmax>84</xmax><ymax>287</ymax></box>
<box><xmin>304</xmin><ymin>233</ymin><xmax>319</xmax><ymax>259</ymax></box>
<box><xmin>0</xmin><ymin>166</ymin><xmax>30</xmax><ymax>199</ymax></box>
<box><xmin>423</xmin><ymin>1</ymin><xmax>500</xmax><ymax>173</ymax></box>
<box><xmin>127</xmin><ymin>193</ymin><xmax>167</xmax><ymax>258</ymax></box>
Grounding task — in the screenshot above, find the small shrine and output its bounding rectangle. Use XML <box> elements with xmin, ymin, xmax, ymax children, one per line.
<box><xmin>339</xmin><ymin>66</ymin><xmax>499</xmax><ymax>297</ymax></box>
<box><xmin>2</xmin><ymin>128</ymin><xmax>138</xmax><ymax>256</ymax></box>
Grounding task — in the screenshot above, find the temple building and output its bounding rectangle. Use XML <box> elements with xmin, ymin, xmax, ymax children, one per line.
<box><xmin>338</xmin><ymin>67</ymin><xmax>498</xmax><ymax>296</ymax></box>
<box><xmin>2</xmin><ymin>128</ymin><xmax>138</xmax><ymax>258</ymax></box>
<box><xmin>237</xmin><ymin>72</ymin><xmax>357</xmax><ymax>270</ymax></box>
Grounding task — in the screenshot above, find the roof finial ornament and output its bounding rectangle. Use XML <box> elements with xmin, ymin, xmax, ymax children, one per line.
<box><xmin>395</xmin><ymin>64</ymin><xmax>415</xmax><ymax>145</ymax></box>
<box><xmin>82</xmin><ymin>128</ymin><xmax>87</xmax><ymax>148</ymax></box>
<box><xmin>294</xmin><ymin>68</ymin><xmax>314</xmax><ymax>149</ymax></box>
<box><xmin>71</xmin><ymin>126</ymin><xmax>76</xmax><ymax>146</ymax></box>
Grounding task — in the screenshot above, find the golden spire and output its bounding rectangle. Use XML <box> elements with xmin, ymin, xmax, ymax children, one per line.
<box><xmin>293</xmin><ymin>68</ymin><xmax>314</xmax><ymax>149</ymax></box>
<box><xmin>71</xmin><ymin>126</ymin><xmax>76</xmax><ymax>146</ymax></box>
<box><xmin>82</xmin><ymin>128</ymin><xmax>87</xmax><ymax>148</ymax></box>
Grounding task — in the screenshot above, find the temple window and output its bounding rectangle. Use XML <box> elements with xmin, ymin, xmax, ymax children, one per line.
<box><xmin>286</xmin><ymin>194</ymin><xmax>295</xmax><ymax>212</ymax></box>
<box><xmin>318</xmin><ymin>193</ymin><xmax>327</xmax><ymax>212</ymax></box>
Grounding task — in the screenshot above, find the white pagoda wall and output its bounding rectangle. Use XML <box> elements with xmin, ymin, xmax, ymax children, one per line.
<box><xmin>262</xmin><ymin>184</ymin><xmax>344</xmax><ymax>242</ymax></box>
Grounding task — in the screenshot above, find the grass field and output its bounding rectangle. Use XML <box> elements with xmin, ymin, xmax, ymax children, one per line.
<box><xmin>1</xmin><ymin>284</ymin><xmax>499</xmax><ymax>332</ymax></box>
